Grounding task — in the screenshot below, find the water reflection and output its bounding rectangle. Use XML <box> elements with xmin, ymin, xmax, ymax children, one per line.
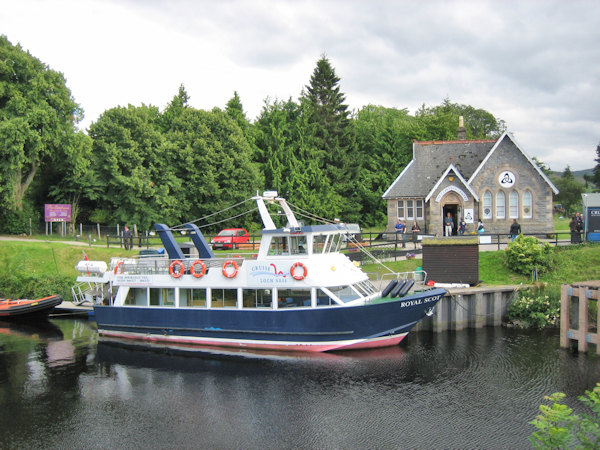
<box><xmin>1</xmin><ymin>321</ymin><xmax>598</xmax><ymax>449</ymax></box>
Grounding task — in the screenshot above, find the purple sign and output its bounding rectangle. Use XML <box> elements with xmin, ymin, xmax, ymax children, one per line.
<box><xmin>45</xmin><ymin>204</ymin><xmax>71</xmax><ymax>222</ymax></box>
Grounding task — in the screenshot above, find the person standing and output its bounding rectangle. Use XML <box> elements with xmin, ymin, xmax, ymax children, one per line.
<box><xmin>569</xmin><ymin>215</ymin><xmax>580</xmax><ymax>244</ymax></box>
<box><xmin>509</xmin><ymin>219</ymin><xmax>521</xmax><ymax>241</ymax></box>
<box><xmin>477</xmin><ymin>220</ymin><xmax>485</xmax><ymax>234</ymax></box>
<box><xmin>123</xmin><ymin>226</ymin><xmax>132</xmax><ymax>250</ymax></box>
<box><xmin>458</xmin><ymin>218</ymin><xmax>467</xmax><ymax>235</ymax></box>
<box><xmin>395</xmin><ymin>219</ymin><xmax>406</xmax><ymax>248</ymax></box>
<box><xmin>411</xmin><ymin>221</ymin><xmax>421</xmax><ymax>249</ymax></box>
<box><xmin>444</xmin><ymin>213</ymin><xmax>454</xmax><ymax>236</ymax></box>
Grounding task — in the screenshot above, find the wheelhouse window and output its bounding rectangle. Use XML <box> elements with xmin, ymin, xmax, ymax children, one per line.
<box><xmin>290</xmin><ymin>235</ymin><xmax>307</xmax><ymax>255</ymax></box>
<box><xmin>312</xmin><ymin>235</ymin><xmax>327</xmax><ymax>254</ymax></box>
<box><xmin>483</xmin><ymin>191</ymin><xmax>492</xmax><ymax>220</ymax></box>
<box><xmin>269</xmin><ymin>236</ymin><xmax>289</xmax><ymax>255</ymax></box>
<box><xmin>523</xmin><ymin>190</ymin><xmax>533</xmax><ymax>218</ymax></box>
<box><xmin>509</xmin><ymin>191</ymin><xmax>519</xmax><ymax>218</ymax></box>
<box><xmin>325</xmin><ymin>234</ymin><xmax>342</xmax><ymax>253</ymax></box>
<box><xmin>496</xmin><ymin>191</ymin><xmax>505</xmax><ymax>219</ymax></box>
<box><xmin>326</xmin><ymin>285</ymin><xmax>361</xmax><ymax>303</ymax></box>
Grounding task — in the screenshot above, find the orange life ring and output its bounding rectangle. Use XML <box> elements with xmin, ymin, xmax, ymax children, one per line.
<box><xmin>190</xmin><ymin>260</ymin><xmax>207</xmax><ymax>278</ymax></box>
<box><xmin>169</xmin><ymin>260</ymin><xmax>185</xmax><ymax>279</ymax></box>
<box><xmin>290</xmin><ymin>262</ymin><xmax>307</xmax><ymax>280</ymax></box>
<box><xmin>222</xmin><ymin>260</ymin><xmax>239</xmax><ymax>278</ymax></box>
<box><xmin>114</xmin><ymin>261</ymin><xmax>124</xmax><ymax>274</ymax></box>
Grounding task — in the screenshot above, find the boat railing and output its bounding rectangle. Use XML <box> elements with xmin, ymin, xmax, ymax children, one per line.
<box><xmin>111</xmin><ymin>256</ymin><xmax>251</xmax><ymax>276</ymax></box>
<box><xmin>380</xmin><ymin>270</ymin><xmax>428</xmax><ymax>283</ymax></box>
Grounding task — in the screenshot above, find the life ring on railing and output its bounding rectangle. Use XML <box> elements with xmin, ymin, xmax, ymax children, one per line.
<box><xmin>114</xmin><ymin>261</ymin><xmax>125</xmax><ymax>275</ymax></box>
<box><xmin>169</xmin><ymin>260</ymin><xmax>185</xmax><ymax>279</ymax></box>
<box><xmin>290</xmin><ymin>262</ymin><xmax>307</xmax><ymax>281</ymax></box>
<box><xmin>190</xmin><ymin>260</ymin><xmax>207</xmax><ymax>278</ymax></box>
<box><xmin>222</xmin><ymin>260</ymin><xmax>239</xmax><ymax>278</ymax></box>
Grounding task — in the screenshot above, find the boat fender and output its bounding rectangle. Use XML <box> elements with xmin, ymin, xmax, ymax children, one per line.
<box><xmin>190</xmin><ymin>260</ymin><xmax>207</xmax><ymax>278</ymax></box>
<box><xmin>390</xmin><ymin>280</ymin><xmax>407</xmax><ymax>298</ymax></box>
<box><xmin>169</xmin><ymin>260</ymin><xmax>185</xmax><ymax>279</ymax></box>
<box><xmin>222</xmin><ymin>260</ymin><xmax>239</xmax><ymax>278</ymax></box>
<box><xmin>290</xmin><ymin>262</ymin><xmax>307</xmax><ymax>281</ymax></box>
<box><xmin>114</xmin><ymin>261</ymin><xmax>125</xmax><ymax>275</ymax></box>
<box><xmin>397</xmin><ymin>279</ymin><xmax>415</xmax><ymax>297</ymax></box>
<box><xmin>381</xmin><ymin>280</ymin><xmax>398</xmax><ymax>297</ymax></box>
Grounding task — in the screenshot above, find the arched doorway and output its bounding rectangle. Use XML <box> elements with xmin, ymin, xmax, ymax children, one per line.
<box><xmin>443</xmin><ymin>204</ymin><xmax>458</xmax><ymax>236</ymax></box>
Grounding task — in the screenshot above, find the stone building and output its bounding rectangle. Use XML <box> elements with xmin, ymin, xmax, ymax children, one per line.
<box><xmin>382</xmin><ymin>119</ymin><xmax>559</xmax><ymax>236</ymax></box>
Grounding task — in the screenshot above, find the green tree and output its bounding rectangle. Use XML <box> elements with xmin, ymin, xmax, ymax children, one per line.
<box><xmin>0</xmin><ymin>35</ymin><xmax>83</xmax><ymax>224</ymax></box>
<box><xmin>593</xmin><ymin>142</ymin><xmax>600</xmax><ymax>189</ymax></box>
<box><xmin>554</xmin><ymin>166</ymin><xmax>585</xmax><ymax>215</ymax></box>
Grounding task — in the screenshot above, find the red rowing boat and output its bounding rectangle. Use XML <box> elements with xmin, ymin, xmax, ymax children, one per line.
<box><xmin>0</xmin><ymin>295</ymin><xmax>63</xmax><ymax>318</ymax></box>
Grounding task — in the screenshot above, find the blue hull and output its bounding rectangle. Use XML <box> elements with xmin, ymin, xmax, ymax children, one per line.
<box><xmin>94</xmin><ymin>288</ymin><xmax>446</xmax><ymax>352</ymax></box>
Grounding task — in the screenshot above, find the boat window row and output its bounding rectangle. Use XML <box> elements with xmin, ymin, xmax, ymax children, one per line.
<box><xmin>121</xmin><ymin>282</ymin><xmax>377</xmax><ymax>309</ymax></box>
<box><xmin>267</xmin><ymin>233</ymin><xmax>343</xmax><ymax>256</ymax></box>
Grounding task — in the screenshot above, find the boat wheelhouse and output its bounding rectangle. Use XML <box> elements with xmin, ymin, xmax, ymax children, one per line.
<box><xmin>74</xmin><ymin>192</ymin><xmax>445</xmax><ymax>352</ymax></box>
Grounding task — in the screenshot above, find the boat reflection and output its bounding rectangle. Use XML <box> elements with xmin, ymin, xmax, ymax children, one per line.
<box><xmin>0</xmin><ymin>319</ymin><xmax>64</xmax><ymax>341</ymax></box>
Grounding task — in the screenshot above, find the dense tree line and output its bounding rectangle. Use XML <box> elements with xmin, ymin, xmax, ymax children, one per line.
<box><xmin>1</xmin><ymin>36</ymin><xmax>511</xmax><ymax>233</ymax></box>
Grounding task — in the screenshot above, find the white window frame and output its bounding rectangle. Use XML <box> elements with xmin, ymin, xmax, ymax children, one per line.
<box><xmin>523</xmin><ymin>190</ymin><xmax>533</xmax><ymax>218</ymax></box>
<box><xmin>496</xmin><ymin>191</ymin><xmax>506</xmax><ymax>219</ymax></box>
<box><xmin>406</xmin><ymin>200</ymin><xmax>414</xmax><ymax>219</ymax></box>
<box><xmin>483</xmin><ymin>191</ymin><xmax>493</xmax><ymax>220</ymax></box>
<box><xmin>509</xmin><ymin>191</ymin><xmax>519</xmax><ymax>218</ymax></box>
<box><xmin>397</xmin><ymin>200</ymin><xmax>405</xmax><ymax>220</ymax></box>
<box><xmin>416</xmin><ymin>200</ymin><xmax>424</xmax><ymax>220</ymax></box>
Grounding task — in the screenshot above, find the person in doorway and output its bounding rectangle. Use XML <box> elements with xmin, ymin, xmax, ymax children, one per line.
<box><xmin>444</xmin><ymin>213</ymin><xmax>454</xmax><ymax>236</ymax></box>
<box><xmin>411</xmin><ymin>221</ymin><xmax>421</xmax><ymax>249</ymax></box>
<box><xmin>477</xmin><ymin>220</ymin><xmax>485</xmax><ymax>234</ymax></box>
<box><xmin>395</xmin><ymin>219</ymin><xmax>406</xmax><ymax>248</ymax></box>
<box><xmin>458</xmin><ymin>218</ymin><xmax>467</xmax><ymax>235</ymax></box>
<box><xmin>509</xmin><ymin>219</ymin><xmax>521</xmax><ymax>241</ymax></box>
<box><xmin>123</xmin><ymin>226</ymin><xmax>133</xmax><ymax>250</ymax></box>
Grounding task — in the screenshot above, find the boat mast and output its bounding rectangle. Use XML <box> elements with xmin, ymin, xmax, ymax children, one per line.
<box><xmin>254</xmin><ymin>191</ymin><xmax>300</xmax><ymax>230</ymax></box>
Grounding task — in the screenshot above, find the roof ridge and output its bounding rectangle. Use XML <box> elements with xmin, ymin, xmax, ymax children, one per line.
<box><xmin>414</xmin><ymin>139</ymin><xmax>497</xmax><ymax>145</ymax></box>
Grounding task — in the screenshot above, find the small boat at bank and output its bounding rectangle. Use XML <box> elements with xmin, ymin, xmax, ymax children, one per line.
<box><xmin>0</xmin><ymin>295</ymin><xmax>63</xmax><ymax>318</ymax></box>
<box><xmin>73</xmin><ymin>192</ymin><xmax>446</xmax><ymax>352</ymax></box>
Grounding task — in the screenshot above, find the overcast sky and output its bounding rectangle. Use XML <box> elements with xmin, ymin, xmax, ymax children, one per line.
<box><xmin>1</xmin><ymin>0</ymin><xmax>599</xmax><ymax>171</ymax></box>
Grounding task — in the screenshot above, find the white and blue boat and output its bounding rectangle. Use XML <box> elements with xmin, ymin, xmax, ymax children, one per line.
<box><xmin>73</xmin><ymin>192</ymin><xmax>445</xmax><ymax>352</ymax></box>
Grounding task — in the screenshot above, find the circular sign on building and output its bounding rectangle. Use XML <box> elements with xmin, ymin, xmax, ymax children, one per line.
<box><xmin>498</xmin><ymin>170</ymin><xmax>516</xmax><ymax>188</ymax></box>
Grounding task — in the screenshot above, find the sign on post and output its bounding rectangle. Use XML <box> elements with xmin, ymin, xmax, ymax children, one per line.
<box><xmin>44</xmin><ymin>204</ymin><xmax>71</xmax><ymax>222</ymax></box>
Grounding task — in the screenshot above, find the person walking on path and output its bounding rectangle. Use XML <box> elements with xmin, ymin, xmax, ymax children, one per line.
<box><xmin>444</xmin><ymin>213</ymin><xmax>454</xmax><ymax>236</ymax></box>
<box><xmin>509</xmin><ymin>219</ymin><xmax>521</xmax><ymax>241</ymax></box>
<box><xmin>123</xmin><ymin>226</ymin><xmax>133</xmax><ymax>250</ymax></box>
<box><xmin>411</xmin><ymin>221</ymin><xmax>421</xmax><ymax>249</ymax></box>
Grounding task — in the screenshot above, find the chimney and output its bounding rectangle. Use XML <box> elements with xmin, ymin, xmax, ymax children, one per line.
<box><xmin>457</xmin><ymin>116</ymin><xmax>466</xmax><ymax>140</ymax></box>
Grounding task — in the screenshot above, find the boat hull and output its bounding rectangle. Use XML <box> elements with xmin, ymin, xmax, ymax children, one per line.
<box><xmin>0</xmin><ymin>295</ymin><xmax>63</xmax><ymax>318</ymax></box>
<box><xmin>94</xmin><ymin>288</ymin><xmax>446</xmax><ymax>352</ymax></box>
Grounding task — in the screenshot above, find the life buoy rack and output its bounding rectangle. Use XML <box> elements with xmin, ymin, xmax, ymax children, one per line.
<box><xmin>169</xmin><ymin>260</ymin><xmax>185</xmax><ymax>279</ymax></box>
<box><xmin>290</xmin><ymin>262</ymin><xmax>307</xmax><ymax>281</ymax></box>
<box><xmin>114</xmin><ymin>261</ymin><xmax>125</xmax><ymax>274</ymax></box>
<box><xmin>190</xmin><ymin>260</ymin><xmax>207</xmax><ymax>278</ymax></box>
<box><xmin>222</xmin><ymin>260</ymin><xmax>239</xmax><ymax>278</ymax></box>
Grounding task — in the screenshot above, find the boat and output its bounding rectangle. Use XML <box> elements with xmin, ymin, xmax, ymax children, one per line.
<box><xmin>0</xmin><ymin>295</ymin><xmax>63</xmax><ymax>319</ymax></box>
<box><xmin>73</xmin><ymin>192</ymin><xmax>446</xmax><ymax>352</ymax></box>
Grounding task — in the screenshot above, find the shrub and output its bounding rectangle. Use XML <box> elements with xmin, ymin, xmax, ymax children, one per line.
<box><xmin>504</xmin><ymin>235</ymin><xmax>555</xmax><ymax>276</ymax></box>
<box><xmin>507</xmin><ymin>284</ymin><xmax>560</xmax><ymax>328</ymax></box>
<box><xmin>530</xmin><ymin>383</ymin><xmax>600</xmax><ymax>449</ymax></box>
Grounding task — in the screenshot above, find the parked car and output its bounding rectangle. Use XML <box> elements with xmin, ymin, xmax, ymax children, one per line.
<box><xmin>210</xmin><ymin>228</ymin><xmax>250</xmax><ymax>249</ymax></box>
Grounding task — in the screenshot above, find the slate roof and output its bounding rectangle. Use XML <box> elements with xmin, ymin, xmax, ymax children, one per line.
<box><xmin>383</xmin><ymin>140</ymin><xmax>496</xmax><ymax>199</ymax></box>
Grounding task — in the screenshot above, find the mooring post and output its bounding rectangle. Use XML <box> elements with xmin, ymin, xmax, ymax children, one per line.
<box><xmin>578</xmin><ymin>285</ymin><xmax>589</xmax><ymax>353</ymax></box>
<box><xmin>560</xmin><ymin>284</ymin><xmax>570</xmax><ymax>349</ymax></box>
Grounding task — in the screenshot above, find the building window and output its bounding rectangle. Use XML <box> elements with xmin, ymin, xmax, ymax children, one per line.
<box><xmin>406</xmin><ymin>200</ymin><xmax>414</xmax><ymax>219</ymax></box>
<box><xmin>523</xmin><ymin>190</ymin><xmax>533</xmax><ymax>218</ymax></box>
<box><xmin>509</xmin><ymin>191</ymin><xmax>519</xmax><ymax>218</ymax></box>
<box><xmin>397</xmin><ymin>200</ymin><xmax>405</xmax><ymax>219</ymax></box>
<box><xmin>483</xmin><ymin>191</ymin><xmax>492</xmax><ymax>219</ymax></box>
<box><xmin>496</xmin><ymin>191</ymin><xmax>506</xmax><ymax>219</ymax></box>
<box><xmin>416</xmin><ymin>200</ymin><xmax>424</xmax><ymax>219</ymax></box>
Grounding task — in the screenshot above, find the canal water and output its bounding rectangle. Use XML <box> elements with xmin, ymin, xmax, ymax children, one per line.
<box><xmin>1</xmin><ymin>318</ymin><xmax>598</xmax><ymax>449</ymax></box>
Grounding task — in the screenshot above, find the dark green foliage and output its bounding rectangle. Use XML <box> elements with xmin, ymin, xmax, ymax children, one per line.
<box><xmin>507</xmin><ymin>283</ymin><xmax>560</xmax><ymax>328</ymax></box>
<box><xmin>504</xmin><ymin>235</ymin><xmax>555</xmax><ymax>275</ymax></box>
<box><xmin>554</xmin><ymin>166</ymin><xmax>585</xmax><ymax>215</ymax></box>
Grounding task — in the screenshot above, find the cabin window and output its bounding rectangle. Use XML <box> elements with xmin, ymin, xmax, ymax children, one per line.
<box><xmin>327</xmin><ymin>285</ymin><xmax>361</xmax><ymax>303</ymax></box>
<box><xmin>269</xmin><ymin>236</ymin><xmax>289</xmax><ymax>255</ymax></box>
<box><xmin>316</xmin><ymin>289</ymin><xmax>334</xmax><ymax>306</ymax></box>
<box><xmin>312</xmin><ymin>235</ymin><xmax>327</xmax><ymax>253</ymax></box>
<box><xmin>326</xmin><ymin>234</ymin><xmax>342</xmax><ymax>253</ymax></box>
<box><xmin>124</xmin><ymin>288</ymin><xmax>147</xmax><ymax>306</ymax></box>
<box><xmin>290</xmin><ymin>235</ymin><xmax>307</xmax><ymax>255</ymax></box>
<box><xmin>180</xmin><ymin>288</ymin><xmax>206</xmax><ymax>307</ymax></box>
<box><xmin>523</xmin><ymin>190</ymin><xmax>533</xmax><ymax>218</ymax></box>
<box><xmin>397</xmin><ymin>200</ymin><xmax>405</xmax><ymax>219</ymax></box>
<box><xmin>496</xmin><ymin>191</ymin><xmax>505</xmax><ymax>219</ymax></box>
<box><xmin>211</xmin><ymin>289</ymin><xmax>237</xmax><ymax>308</ymax></box>
<box><xmin>354</xmin><ymin>280</ymin><xmax>377</xmax><ymax>296</ymax></box>
<box><xmin>243</xmin><ymin>289</ymin><xmax>272</xmax><ymax>308</ymax></box>
<box><xmin>483</xmin><ymin>191</ymin><xmax>492</xmax><ymax>220</ymax></box>
<box><xmin>150</xmin><ymin>288</ymin><xmax>175</xmax><ymax>307</ymax></box>
<box><xmin>509</xmin><ymin>191</ymin><xmax>519</xmax><ymax>218</ymax></box>
<box><xmin>277</xmin><ymin>288</ymin><xmax>311</xmax><ymax>308</ymax></box>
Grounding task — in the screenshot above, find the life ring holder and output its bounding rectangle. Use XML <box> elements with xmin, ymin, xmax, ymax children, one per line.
<box><xmin>222</xmin><ymin>260</ymin><xmax>239</xmax><ymax>278</ymax></box>
<box><xmin>290</xmin><ymin>262</ymin><xmax>307</xmax><ymax>281</ymax></box>
<box><xmin>190</xmin><ymin>260</ymin><xmax>207</xmax><ymax>278</ymax></box>
<box><xmin>169</xmin><ymin>260</ymin><xmax>185</xmax><ymax>279</ymax></box>
<box><xmin>114</xmin><ymin>261</ymin><xmax>125</xmax><ymax>275</ymax></box>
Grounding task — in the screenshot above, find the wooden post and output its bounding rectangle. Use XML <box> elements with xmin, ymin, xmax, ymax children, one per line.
<box><xmin>560</xmin><ymin>284</ymin><xmax>570</xmax><ymax>349</ymax></box>
<box><xmin>578</xmin><ymin>285</ymin><xmax>589</xmax><ymax>353</ymax></box>
<box><xmin>561</xmin><ymin>282</ymin><xmax>600</xmax><ymax>354</ymax></box>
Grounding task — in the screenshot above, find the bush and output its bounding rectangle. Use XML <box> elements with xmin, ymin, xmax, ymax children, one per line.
<box><xmin>504</xmin><ymin>235</ymin><xmax>555</xmax><ymax>276</ymax></box>
<box><xmin>530</xmin><ymin>383</ymin><xmax>600</xmax><ymax>449</ymax></box>
<box><xmin>507</xmin><ymin>283</ymin><xmax>560</xmax><ymax>328</ymax></box>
